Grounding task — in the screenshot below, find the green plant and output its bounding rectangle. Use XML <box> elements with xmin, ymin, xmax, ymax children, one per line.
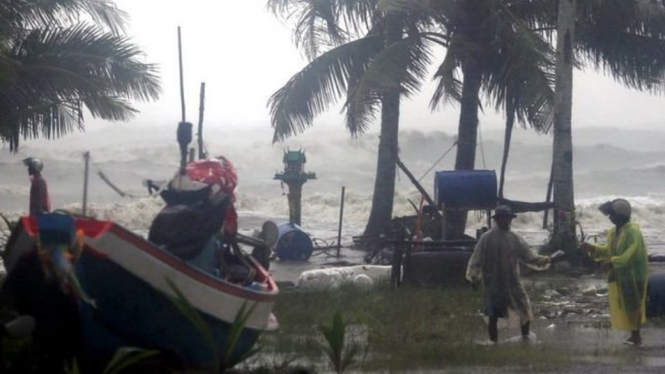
<box><xmin>222</xmin><ymin>302</ymin><xmax>262</xmax><ymax>370</ymax></box>
<box><xmin>64</xmin><ymin>347</ymin><xmax>159</xmax><ymax>374</ymax></box>
<box><xmin>319</xmin><ymin>310</ymin><xmax>360</xmax><ymax>374</ymax></box>
<box><xmin>164</xmin><ymin>277</ymin><xmax>262</xmax><ymax>372</ymax></box>
<box><xmin>164</xmin><ymin>277</ymin><xmax>221</xmax><ymax>369</ymax></box>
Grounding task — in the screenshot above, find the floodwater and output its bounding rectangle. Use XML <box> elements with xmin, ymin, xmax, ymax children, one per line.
<box><xmin>260</xmin><ymin>262</ymin><xmax>665</xmax><ymax>373</ymax></box>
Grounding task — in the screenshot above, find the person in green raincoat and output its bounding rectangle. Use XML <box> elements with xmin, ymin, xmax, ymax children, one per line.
<box><xmin>466</xmin><ymin>205</ymin><xmax>551</xmax><ymax>343</ymax></box>
<box><xmin>580</xmin><ymin>198</ymin><xmax>648</xmax><ymax>346</ymax></box>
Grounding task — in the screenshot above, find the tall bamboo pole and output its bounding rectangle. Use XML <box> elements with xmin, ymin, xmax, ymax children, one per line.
<box><xmin>82</xmin><ymin>151</ymin><xmax>90</xmax><ymax>216</ymax></box>
<box><xmin>178</xmin><ymin>27</ymin><xmax>186</xmax><ymax>123</ymax></box>
<box><xmin>198</xmin><ymin>82</ymin><xmax>206</xmax><ymax>159</ymax></box>
<box><xmin>177</xmin><ymin>26</ymin><xmax>188</xmax><ymax>175</ymax></box>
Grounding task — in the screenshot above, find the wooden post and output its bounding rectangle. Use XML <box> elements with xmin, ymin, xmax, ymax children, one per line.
<box><xmin>82</xmin><ymin>151</ymin><xmax>90</xmax><ymax>216</ymax></box>
<box><xmin>391</xmin><ymin>218</ymin><xmax>406</xmax><ymax>289</ymax></box>
<box><xmin>336</xmin><ymin>186</ymin><xmax>345</xmax><ymax>258</ymax></box>
<box><xmin>440</xmin><ymin>202</ymin><xmax>446</xmax><ymax>240</ymax></box>
<box><xmin>177</xmin><ymin>26</ymin><xmax>189</xmax><ymax>176</ymax></box>
<box><xmin>178</xmin><ymin>26</ymin><xmax>186</xmax><ymax>123</ymax></box>
<box><xmin>197</xmin><ymin>82</ymin><xmax>206</xmax><ymax>159</ymax></box>
<box><xmin>396</xmin><ymin>158</ymin><xmax>441</xmax><ymax>219</ymax></box>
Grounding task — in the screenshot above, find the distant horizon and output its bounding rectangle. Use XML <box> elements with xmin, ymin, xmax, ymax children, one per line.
<box><xmin>6</xmin><ymin>118</ymin><xmax>665</xmax><ymax>157</ymax></box>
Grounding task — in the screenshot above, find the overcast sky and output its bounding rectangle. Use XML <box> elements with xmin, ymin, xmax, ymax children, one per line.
<box><xmin>99</xmin><ymin>0</ymin><xmax>664</xmax><ymax>137</ymax></box>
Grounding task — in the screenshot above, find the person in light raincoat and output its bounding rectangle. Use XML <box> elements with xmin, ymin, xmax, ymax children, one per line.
<box><xmin>580</xmin><ymin>198</ymin><xmax>648</xmax><ymax>346</ymax></box>
<box><xmin>466</xmin><ymin>205</ymin><xmax>551</xmax><ymax>343</ymax></box>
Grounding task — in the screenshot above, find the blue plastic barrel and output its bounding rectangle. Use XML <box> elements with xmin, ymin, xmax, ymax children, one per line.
<box><xmin>274</xmin><ymin>223</ymin><xmax>314</xmax><ymax>261</ymax></box>
<box><xmin>647</xmin><ymin>273</ymin><xmax>665</xmax><ymax>318</ymax></box>
<box><xmin>434</xmin><ymin>170</ymin><xmax>497</xmax><ymax>210</ymax></box>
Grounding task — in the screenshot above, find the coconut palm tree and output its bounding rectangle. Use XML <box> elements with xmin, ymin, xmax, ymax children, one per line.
<box><xmin>484</xmin><ymin>14</ymin><xmax>555</xmax><ymax>200</ymax></box>
<box><xmin>271</xmin><ymin>0</ymin><xmax>558</xmax><ymax>239</ymax></box>
<box><xmin>268</xmin><ymin>0</ymin><xmax>434</xmax><ymax>238</ymax></box>
<box><xmin>380</xmin><ymin>0</ymin><xmax>557</xmax><ymax>238</ymax></box>
<box><xmin>550</xmin><ymin>0</ymin><xmax>577</xmax><ymax>251</ymax></box>
<box><xmin>0</xmin><ymin>0</ymin><xmax>160</xmax><ymax>151</ymax></box>
<box><xmin>546</xmin><ymin>0</ymin><xmax>665</xmax><ymax>253</ymax></box>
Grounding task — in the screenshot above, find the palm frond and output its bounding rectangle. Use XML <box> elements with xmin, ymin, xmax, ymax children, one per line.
<box><xmin>345</xmin><ymin>32</ymin><xmax>433</xmax><ymax>133</ymax></box>
<box><xmin>0</xmin><ymin>0</ymin><xmax>127</xmax><ymax>35</ymax></box>
<box><xmin>269</xmin><ymin>35</ymin><xmax>383</xmax><ymax>143</ymax></box>
<box><xmin>483</xmin><ymin>2</ymin><xmax>556</xmax><ymax>132</ymax></box>
<box><xmin>267</xmin><ymin>0</ymin><xmax>349</xmax><ymax>60</ymax></box>
<box><xmin>0</xmin><ymin>24</ymin><xmax>161</xmax><ymax>151</ymax></box>
<box><xmin>576</xmin><ymin>0</ymin><xmax>665</xmax><ymax>93</ymax></box>
<box><xmin>335</xmin><ymin>0</ymin><xmax>378</xmax><ymax>36</ymax></box>
<box><xmin>430</xmin><ymin>39</ymin><xmax>463</xmax><ymax>109</ymax></box>
<box><xmin>377</xmin><ymin>0</ymin><xmax>431</xmax><ymax>13</ymax></box>
<box><xmin>83</xmin><ymin>96</ymin><xmax>138</xmax><ymax>121</ymax></box>
<box><xmin>77</xmin><ymin>0</ymin><xmax>129</xmax><ymax>35</ymax></box>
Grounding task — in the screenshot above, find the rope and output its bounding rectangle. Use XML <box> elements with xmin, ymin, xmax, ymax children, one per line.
<box><xmin>310</xmin><ymin>237</ymin><xmax>354</xmax><ymax>259</ymax></box>
<box><xmin>87</xmin><ymin>153</ymin><xmax>165</xmax><ymax>199</ymax></box>
<box><xmin>478</xmin><ymin>123</ymin><xmax>487</xmax><ymax>169</ymax></box>
<box><xmin>97</xmin><ymin>171</ymin><xmax>133</xmax><ymax>198</ymax></box>
<box><xmin>417</xmin><ymin>141</ymin><xmax>458</xmax><ymax>182</ymax></box>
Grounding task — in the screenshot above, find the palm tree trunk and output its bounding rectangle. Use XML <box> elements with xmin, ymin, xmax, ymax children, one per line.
<box><xmin>498</xmin><ymin>98</ymin><xmax>516</xmax><ymax>199</ymax></box>
<box><xmin>364</xmin><ymin>18</ymin><xmax>402</xmax><ymax>239</ymax></box>
<box><xmin>552</xmin><ymin>0</ymin><xmax>577</xmax><ymax>256</ymax></box>
<box><xmin>364</xmin><ymin>92</ymin><xmax>400</xmax><ymax>238</ymax></box>
<box><xmin>447</xmin><ymin>62</ymin><xmax>483</xmax><ymax>239</ymax></box>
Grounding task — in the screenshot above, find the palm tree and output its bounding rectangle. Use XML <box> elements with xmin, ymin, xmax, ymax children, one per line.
<box><xmin>546</xmin><ymin>0</ymin><xmax>665</xmax><ymax>254</ymax></box>
<box><xmin>550</xmin><ymin>0</ymin><xmax>577</xmax><ymax>252</ymax></box>
<box><xmin>271</xmin><ymin>0</ymin><xmax>558</xmax><ymax>239</ymax></box>
<box><xmin>485</xmin><ymin>15</ymin><xmax>555</xmax><ymax>200</ymax></box>
<box><xmin>0</xmin><ymin>0</ymin><xmax>160</xmax><ymax>151</ymax></box>
<box><xmin>268</xmin><ymin>0</ymin><xmax>434</xmax><ymax>239</ymax></box>
<box><xmin>381</xmin><ymin>0</ymin><xmax>556</xmax><ymax>238</ymax></box>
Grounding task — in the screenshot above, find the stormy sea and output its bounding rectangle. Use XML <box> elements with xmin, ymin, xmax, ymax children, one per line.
<box><xmin>2</xmin><ymin>123</ymin><xmax>665</xmax><ymax>263</ymax></box>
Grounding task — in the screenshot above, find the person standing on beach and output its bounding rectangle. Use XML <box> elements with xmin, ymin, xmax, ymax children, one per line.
<box><xmin>23</xmin><ymin>157</ymin><xmax>50</xmax><ymax>216</ymax></box>
<box><xmin>580</xmin><ymin>198</ymin><xmax>648</xmax><ymax>346</ymax></box>
<box><xmin>466</xmin><ymin>205</ymin><xmax>551</xmax><ymax>343</ymax></box>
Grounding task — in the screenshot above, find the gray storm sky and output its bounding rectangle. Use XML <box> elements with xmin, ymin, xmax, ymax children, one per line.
<box><xmin>98</xmin><ymin>0</ymin><xmax>664</xmax><ymax>136</ymax></box>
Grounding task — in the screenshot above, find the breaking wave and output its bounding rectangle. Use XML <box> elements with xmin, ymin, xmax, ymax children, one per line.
<box><xmin>2</xmin><ymin>125</ymin><xmax>665</xmax><ymax>254</ymax></box>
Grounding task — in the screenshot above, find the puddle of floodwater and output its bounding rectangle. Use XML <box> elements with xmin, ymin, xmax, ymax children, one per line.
<box><xmin>643</xmin><ymin>356</ymin><xmax>665</xmax><ymax>367</ymax></box>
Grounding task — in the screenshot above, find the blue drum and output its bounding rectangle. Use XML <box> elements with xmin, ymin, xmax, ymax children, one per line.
<box><xmin>274</xmin><ymin>223</ymin><xmax>314</xmax><ymax>261</ymax></box>
<box><xmin>434</xmin><ymin>170</ymin><xmax>497</xmax><ymax>210</ymax></box>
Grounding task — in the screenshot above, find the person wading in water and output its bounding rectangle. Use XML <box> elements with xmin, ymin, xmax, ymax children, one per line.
<box><xmin>466</xmin><ymin>205</ymin><xmax>551</xmax><ymax>343</ymax></box>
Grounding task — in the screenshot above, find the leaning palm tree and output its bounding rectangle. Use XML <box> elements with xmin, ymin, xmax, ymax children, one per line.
<box><xmin>0</xmin><ymin>0</ymin><xmax>160</xmax><ymax>152</ymax></box>
<box><xmin>268</xmin><ymin>0</ymin><xmax>434</xmax><ymax>239</ymax></box>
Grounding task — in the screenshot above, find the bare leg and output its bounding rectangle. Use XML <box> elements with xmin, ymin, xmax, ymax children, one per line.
<box><xmin>488</xmin><ymin>316</ymin><xmax>498</xmax><ymax>343</ymax></box>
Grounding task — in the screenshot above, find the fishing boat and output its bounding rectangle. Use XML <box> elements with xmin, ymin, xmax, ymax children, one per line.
<box><xmin>1</xmin><ymin>155</ymin><xmax>279</xmax><ymax>371</ymax></box>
